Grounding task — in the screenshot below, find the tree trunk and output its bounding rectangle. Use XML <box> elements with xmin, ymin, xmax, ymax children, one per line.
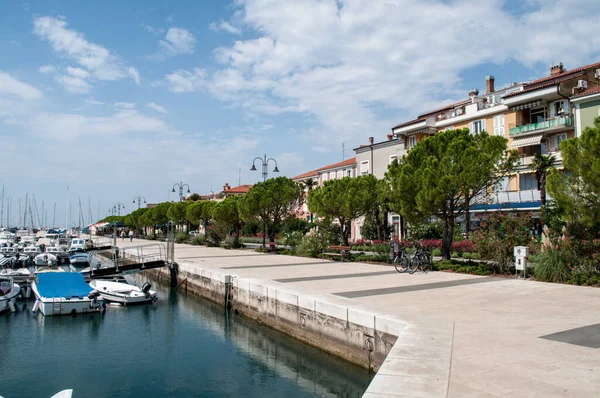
<box><xmin>233</xmin><ymin>226</ymin><xmax>240</xmax><ymax>247</ymax></box>
<box><xmin>339</xmin><ymin>218</ymin><xmax>348</xmax><ymax>246</ymax></box>
<box><xmin>464</xmin><ymin>200</ymin><xmax>471</xmax><ymax>238</ymax></box>
<box><xmin>441</xmin><ymin>215</ymin><xmax>455</xmax><ymax>260</ymax></box>
<box><xmin>540</xmin><ymin>175</ymin><xmax>546</xmax><ymax>207</ymax></box>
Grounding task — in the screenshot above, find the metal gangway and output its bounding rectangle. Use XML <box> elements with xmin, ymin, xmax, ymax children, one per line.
<box><xmin>88</xmin><ymin>243</ymin><xmax>168</xmax><ymax>278</ymax></box>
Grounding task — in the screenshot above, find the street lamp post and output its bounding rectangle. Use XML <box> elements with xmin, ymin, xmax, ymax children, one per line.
<box><xmin>250</xmin><ymin>154</ymin><xmax>280</xmax><ymax>248</ymax></box>
<box><xmin>132</xmin><ymin>195</ymin><xmax>147</xmax><ymax>209</ymax></box>
<box><xmin>172</xmin><ymin>182</ymin><xmax>191</xmax><ymax>202</ymax></box>
<box><xmin>113</xmin><ymin>202</ymin><xmax>125</xmax><ymax>216</ymax></box>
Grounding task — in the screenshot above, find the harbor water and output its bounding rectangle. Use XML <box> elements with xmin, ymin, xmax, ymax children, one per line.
<box><xmin>0</xmin><ymin>274</ymin><xmax>372</xmax><ymax>398</ymax></box>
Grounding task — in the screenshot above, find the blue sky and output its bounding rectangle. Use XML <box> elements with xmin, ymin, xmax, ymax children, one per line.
<box><xmin>1</xmin><ymin>0</ymin><xmax>599</xmax><ymax>226</ymax></box>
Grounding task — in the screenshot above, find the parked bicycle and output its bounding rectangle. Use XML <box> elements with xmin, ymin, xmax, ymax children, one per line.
<box><xmin>392</xmin><ymin>245</ymin><xmax>433</xmax><ymax>274</ymax></box>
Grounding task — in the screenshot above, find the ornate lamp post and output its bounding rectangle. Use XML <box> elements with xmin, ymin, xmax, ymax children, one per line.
<box><xmin>250</xmin><ymin>154</ymin><xmax>280</xmax><ymax>248</ymax></box>
<box><xmin>113</xmin><ymin>202</ymin><xmax>125</xmax><ymax>216</ymax></box>
<box><xmin>172</xmin><ymin>182</ymin><xmax>191</xmax><ymax>202</ymax></box>
<box><xmin>132</xmin><ymin>195</ymin><xmax>147</xmax><ymax>209</ymax></box>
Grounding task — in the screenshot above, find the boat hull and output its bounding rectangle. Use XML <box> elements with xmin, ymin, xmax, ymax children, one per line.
<box><xmin>0</xmin><ymin>283</ymin><xmax>20</xmax><ymax>313</ymax></box>
<box><xmin>31</xmin><ymin>282</ymin><xmax>104</xmax><ymax>316</ymax></box>
<box><xmin>89</xmin><ymin>280</ymin><xmax>157</xmax><ymax>305</ymax></box>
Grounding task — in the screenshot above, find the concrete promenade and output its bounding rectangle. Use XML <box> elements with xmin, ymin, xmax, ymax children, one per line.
<box><xmin>122</xmin><ymin>239</ymin><xmax>600</xmax><ymax>397</ymax></box>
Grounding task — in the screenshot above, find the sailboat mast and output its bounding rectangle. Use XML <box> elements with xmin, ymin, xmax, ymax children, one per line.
<box><xmin>0</xmin><ymin>185</ymin><xmax>4</xmax><ymax>228</ymax></box>
<box><xmin>65</xmin><ymin>186</ymin><xmax>69</xmax><ymax>229</ymax></box>
<box><xmin>23</xmin><ymin>193</ymin><xmax>28</xmax><ymax>228</ymax></box>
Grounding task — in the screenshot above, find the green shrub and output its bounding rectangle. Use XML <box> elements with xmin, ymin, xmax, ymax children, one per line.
<box><xmin>175</xmin><ymin>232</ymin><xmax>189</xmax><ymax>244</ymax></box>
<box><xmin>281</xmin><ymin>231</ymin><xmax>304</xmax><ymax>253</ymax></box>
<box><xmin>431</xmin><ymin>248</ymin><xmax>441</xmax><ymax>257</ymax></box>
<box><xmin>462</xmin><ymin>252</ymin><xmax>481</xmax><ymax>260</ymax></box>
<box><xmin>147</xmin><ymin>234</ymin><xmax>157</xmax><ymax>241</ymax></box>
<box><xmin>296</xmin><ymin>228</ymin><xmax>336</xmax><ymax>258</ymax></box>
<box><xmin>353</xmin><ymin>254</ymin><xmax>388</xmax><ymax>263</ymax></box>
<box><xmin>409</xmin><ymin>220</ymin><xmax>443</xmax><ymax>239</ymax></box>
<box><xmin>434</xmin><ymin>260</ymin><xmax>495</xmax><ymax>276</ymax></box>
<box><xmin>191</xmin><ymin>235</ymin><xmax>206</xmax><ymax>245</ymax></box>
<box><xmin>530</xmin><ymin>245</ymin><xmax>574</xmax><ymax>283</ymax></box>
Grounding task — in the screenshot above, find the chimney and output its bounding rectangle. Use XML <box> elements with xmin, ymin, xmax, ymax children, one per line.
<box><xmin>368</xmin><ymin>136</ymin><xmax>374</xmax><ymax>145</ymax></box>
<box><xmin>485</xmin><ymin>75</ymin><xmax>495</xmax><ymax>94</ymax></box>
<box><xmin>223</xmin><ymin>182</ymin><xmax>230</xmax><ymax>191</ymax></box>
<box><xmin>550</xmin><ymin>62</ymin><xmax>564</xmax><ymax>76</ymax></box>
<box><xmin>468</xmin><ymin>88</ymin><xmax>479</xmax><ymax>97</ymax></box>
<box><xmin>387</xmin><ymin>134</ymin><xmax>393</xmax><ymax>141</ymax></box>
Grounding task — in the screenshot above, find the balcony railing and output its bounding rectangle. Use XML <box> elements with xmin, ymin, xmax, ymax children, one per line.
<box><xmin>509</xmin><ymin>116</ymin><xmax>573</xmax><ymax>136</ymax></box>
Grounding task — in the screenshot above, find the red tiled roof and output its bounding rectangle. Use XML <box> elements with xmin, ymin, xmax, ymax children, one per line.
<box><xmin>417</xmin><ymin>99</ymin><xmax>471</xmax><ymax>119</ymax></box>
<box><xmin>315</xmin><ymin>157</ymin><xmax>356</xmax><ymax>171</ymax></box>
<box><xmin>571</xmin><ymin>85</ymin><xmax>600</xmax><ymax>98</ymax></box>
<box><xmin>291</xmin><ymin>169</ymin><xmax>319</xmax><ymax>180</ymax></box>
<box><xmin>505</xmin><ymin>60</ymin><xmax>600</xmax><ymax>98</ymax></box>
<box><xmin>224</xmin><ymin>184</ymin><xmax>253</xmax><ymax>194</ymax></box>
<box><xmin>391</xmin><ymin>118</ymin><xmax>424</xmax><ymax>130</ymax></box>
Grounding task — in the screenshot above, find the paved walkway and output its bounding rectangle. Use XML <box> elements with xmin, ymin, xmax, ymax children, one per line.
<box><xmin>123</xmin><ymin>240</ymin><xmax>600</xmax><ymax>397</ymax></box>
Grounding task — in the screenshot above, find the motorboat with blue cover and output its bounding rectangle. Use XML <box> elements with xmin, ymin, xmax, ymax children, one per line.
<box><xmin>31</xmin><ymin>273</ymin><xmax>104</xmax><ymax>316</ymax></box>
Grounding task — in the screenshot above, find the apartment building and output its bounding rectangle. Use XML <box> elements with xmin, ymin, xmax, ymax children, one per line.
<box><xmin>572</xmin><ymin>85</ymin><xmax>600</xmax><ymax>135</ymax></box>
<box><xmin>291</xmin><ymin>157</ymin><xmax>356</xmax><ymax>220</ymax></box>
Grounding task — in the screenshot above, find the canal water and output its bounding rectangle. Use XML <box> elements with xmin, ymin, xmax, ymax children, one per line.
<box><xmin>0</xmin><ymin>275</ymin><xmax>372</xmax><ymax>398</ymax></box>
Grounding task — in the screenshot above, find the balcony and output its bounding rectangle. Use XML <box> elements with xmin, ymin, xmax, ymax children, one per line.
<box><xmin>509</xmin><ymin>116</ymin><xmax>573</xmax><ymax>136</ymax></box>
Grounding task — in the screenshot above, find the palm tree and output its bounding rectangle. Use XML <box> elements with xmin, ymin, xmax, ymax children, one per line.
<box><xmin>530</xmin><ymin>153</ymin><xmax>556</xmax><ymax>207</ymax></box>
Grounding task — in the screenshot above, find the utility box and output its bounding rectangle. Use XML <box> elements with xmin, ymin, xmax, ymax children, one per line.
<box><xmin>514</xmin><ymin>246</ymin><xmax>529</xmax><ymax>272</ymax></box>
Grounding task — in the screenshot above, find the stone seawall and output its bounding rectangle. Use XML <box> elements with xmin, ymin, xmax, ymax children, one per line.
<box><xmin>148</xmin><ymin>262</ymin><xmax>405</xmax><ymax>371</ymax></box>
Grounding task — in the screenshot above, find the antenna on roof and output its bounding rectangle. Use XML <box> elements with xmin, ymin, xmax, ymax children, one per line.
<box><xmin>342</xmin><ymin>142</ymin><xmax>346</xmax><ymax>161</ymax></box>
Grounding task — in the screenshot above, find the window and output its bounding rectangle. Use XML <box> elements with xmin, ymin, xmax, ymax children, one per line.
<box><xmin>550</xmin><ymin>100</ymin><xmax>569</xmax><ymax>118</ymax></box>
<box><xmin>389</xmin><ymin>154</ymin><xmax>398</xmax><ymax>164</ymax></box>
<box><xmin>495</xmin><ymin>176</ymin><xmax>509</xmax><ymax>192</ymax></box>
<box><xmin>408</xmin><ymin>136</ymin><xmax>416</xmax><ymax>149</ymax></box>
<box><xmin>360</xmin><ymin>160</ymin><xmax>369</xmax><ymax>175</ymax></box>
<box><xmin>549</xmin><ymin>133</ymin><xmax>568</xmax><ymax>151</ymax></box>
<box><xmin>322</xmin><ymin>173</ymin><xmax>328</xmax><ymax>182</ymax></box>
<box><xmin>520</xmin><ymin>173</ymin><xmax>538</xmax><ymax>191</ymax></box>
<box><xmin>445</xmin><ymin>126</ymin><xmax>454</xmax><ymax>131</ymax></box>
<box><xmin>530</xmin><ymin>107</ymin><xmax>547</xmax><ymax>124</ymax></box>
<box><xmin>346</xmin><ymin>169</ymin><xmax>352</xmax><ymax>177</ymax></box>
<box><xmin>470</xmin><ymin>119</ymin><xmax>485</xmax><ymax>134</ymax></box>
<box><xmin>336</xmin><ymin>170</ymin><xmax>343</xmax><ymax>179</ymax></box>
<box><xmin>493</xmin><ymin>115</ymin><xmax>505</xmax><ymax>137</ymax></box>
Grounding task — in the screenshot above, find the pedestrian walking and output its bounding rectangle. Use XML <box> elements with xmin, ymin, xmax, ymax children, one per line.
<box><xmin>129</xmin><ymin>230</ymin><xmax>134</xmax><ymax>242</ymax></box>
<box><xmin>121</xmin><ymin>230</ymin><xmax>125</xmax><ymax>241</ymax></box>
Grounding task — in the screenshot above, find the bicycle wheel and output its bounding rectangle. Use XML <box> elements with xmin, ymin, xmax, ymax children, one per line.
<box><xmin>394</xmin><ymin>255</ymin><xmax>409</xmax><ymax>273</ymax></box>
<box><xmin>408</xmin><ymin>257</ymin><xmax>420</xmax><ymax>274</ymax></box>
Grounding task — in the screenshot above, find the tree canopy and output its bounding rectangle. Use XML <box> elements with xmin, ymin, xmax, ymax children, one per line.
<box><xmin>308</xmin><ymin>175</ymin><xmax>377</xmax><ymax>245</ymax></box>
<box><xmin>548</xmin><ymin>117</ymin><xmax>600</xmax><ymax>228</ymax></box>
<box><xmin>186</xmin><ymin>201</ymin><xmax>215</xmax><ymax>229</ymax></box>
<box><xmin>240</xmin><ymin>177</ymin><xmax>299</xmax><ymax>242</ymax></box>
<box><xmin>167</xmin><ymin>201</ymin><xmax>188</xmax><ymax>226</ymax></box>
<box><xmin>212</xmin><ymin>195</ymin><xmax>245</xmax><ymax>246</ymax></box>
<box><xmin>386</xmin><ymin>128</ymin><xmax>512</xmax><ymax>259</ymax></box>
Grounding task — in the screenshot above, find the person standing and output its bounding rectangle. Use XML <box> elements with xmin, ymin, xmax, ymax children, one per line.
<box><xmin>129</xmin><ymin>230</ymin><xmax>134</xmax><ymax>242</ymax></box>
<box><xmin>121</xmin><ymin>230</ymin><xmax>125</xmax><ymax>241</ymax></box>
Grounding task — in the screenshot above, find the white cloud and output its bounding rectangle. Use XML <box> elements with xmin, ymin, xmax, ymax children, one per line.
<box><xmin>38</xmin><ymin>65</ymin><xmax>56</xmax><ymax>74</ymax></box>
<box><xmin>29</xmin><ymin>109</ymin><xmax>165</xmax><ymax>141</ymax></box>
<box><xmin>114</xmin><ymin>102</ymin><xmax>136</xmax><ymax>109</ymax></box>
<box><xmin>127</xmin><ymin>67</ymin><xmax>140</xmax><ymax>85</ymax></box>
<box><xmin>152</xmin><ymin>27</ymin><xmax>196</xmax><ymax>59</ymax></box>
<box><xmin>165</xmin><ymin>68</ymin><xmax>207</xmax><ymax>93</ymax></box>
<box><xmin>146</xmin><ymin>102</ymin><xmax>167</xmax><ymax>114</ymax></box>
<box><xmin>66</xmin><ymin>66</ymin><xmax>90</xmax><ymax>79</ymax></box>
<box><xmin>33</xmin><ymin>16</ymin><xmax>139</xmax><ymax>85</ymax></box>
<box><xmin>209</xmin><ymin>21</ymin><xmax>241</xmax><ymax>35</ymax></box>
<box><xmin>0</xmin><ymin>71</ymin><xmax>43</xmax><ymax>100</ymax></box>
<box><xmin>56</xmin><ymin>74</ymin><xmax>92</xmax><ymax>94</ymax></box>
<box><xmin>85</xmin><ymin>98</ymin><xmax>103</xmax><ymax>105</ymax></box>
<box><xmin>167</xmin><ymin>0</ymin><xmax>600</xmax><ymax>147</ymax></box>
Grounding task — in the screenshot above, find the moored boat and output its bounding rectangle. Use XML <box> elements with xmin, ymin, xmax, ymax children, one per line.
<box><xmin>31</xmin><ymin>273</ymin><xmax>104</xmax><ymax>316</ymax></box>
<box><xmin>0</xmin><ymin>276</ymin><xmax>21</xmax><ymax>313</ymax></box>
<box><xmin>89</xmin><ymin>279</ymin><xmax>157</xmax><ymax>305</ymax></box>
<box><xmin>34</xmin><ymin>253</ymin><xmax>58</xmax><ymax>267</ymax></box>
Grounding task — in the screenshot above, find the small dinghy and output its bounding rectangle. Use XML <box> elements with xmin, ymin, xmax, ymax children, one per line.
<box><xmin>34</xmin><ymin>253</ymin><xmax>58</xmax><ymax>267</ymax></box>
<box><xmin>0</xmin><ymin>276</ymin><xmax>21</xmax><ymax>313</ymax></box>
<box><xmin>68</xmin><ymin>252</ymin><xmax>89</xmax><ymax>266</ymax></box>
<box><xmin>0</xmin><ymin>268</ymin><xmax>32</xmax><ymax>284</ymax></box>
<box><xmin>32</xmin><ymin>273</ymin><xmax>104</xmax><ymax>316</ymax></box>
<box><xmin>89</xmin><ymin>280</ymin><xmax>157</xmax><ymax>305</ymax></box>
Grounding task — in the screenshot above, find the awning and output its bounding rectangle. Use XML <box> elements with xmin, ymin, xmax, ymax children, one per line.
<box><xmin>510</xmin><ymin>100</ymin><xmax>542</xmax><ymax>111</ymax></box>
<box><xmin>510</xmin><ymin>134</ymin><xmax>543</xmax><ymax>148</ymax></box>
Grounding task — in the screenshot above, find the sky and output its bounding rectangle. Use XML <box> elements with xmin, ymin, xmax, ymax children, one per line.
<box><xmin>1</xmin><ymin>0</ymin><xmax>600</xmax><ymax>227</ymax></box>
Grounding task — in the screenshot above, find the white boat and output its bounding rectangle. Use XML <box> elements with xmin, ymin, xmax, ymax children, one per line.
<box><xmin>34</xmin><ymin>253</ymin><xmax>58</xmax><ymax>267</ymax></box>
<box><xmin>0</xmin><ymin>276</ymin><xmax>21</xmax><ymax>313</ymax></box>
<box><xmin>68</xmin><ymin>252</ymin><xmax>89</xmax><ymax>266</ymax></box>
<box><xmin>50</xmin><ymin>390</ymin><xmax>73</xmax><ymax>398</ymax></box>
<box><xmin>23</xmin><ymin>246</ymin><xmax>42</xmax><ymax>257</ymax></box>
<box><xmin>32</xmin><ymin>273</ymin><xmax>104</xmax><ymax>316</ymax></box>
<box><xmin>89</xmin><ymin>279</ymin><xmax>157</xmax><ymax>305</ymax></box>
<box><xmin>34</xmin><ymin>266</ymin><xmax>65</xmax><ymax>275</ymax></box>
<box><xmin>0</xmin><ymin>268</ymin><xmax>32</xmax><ymax>284</ymax></box>
<box><xmin>45</xmin><ymin>246</ymin><xmax>69</xmax><ymax>262</ymax></box>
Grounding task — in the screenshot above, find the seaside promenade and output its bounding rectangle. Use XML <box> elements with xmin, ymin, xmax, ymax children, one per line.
<box><xmin>122</xmin><ymin>240</ymin><xmax>600</xmax><ymax>397</ymax></box>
